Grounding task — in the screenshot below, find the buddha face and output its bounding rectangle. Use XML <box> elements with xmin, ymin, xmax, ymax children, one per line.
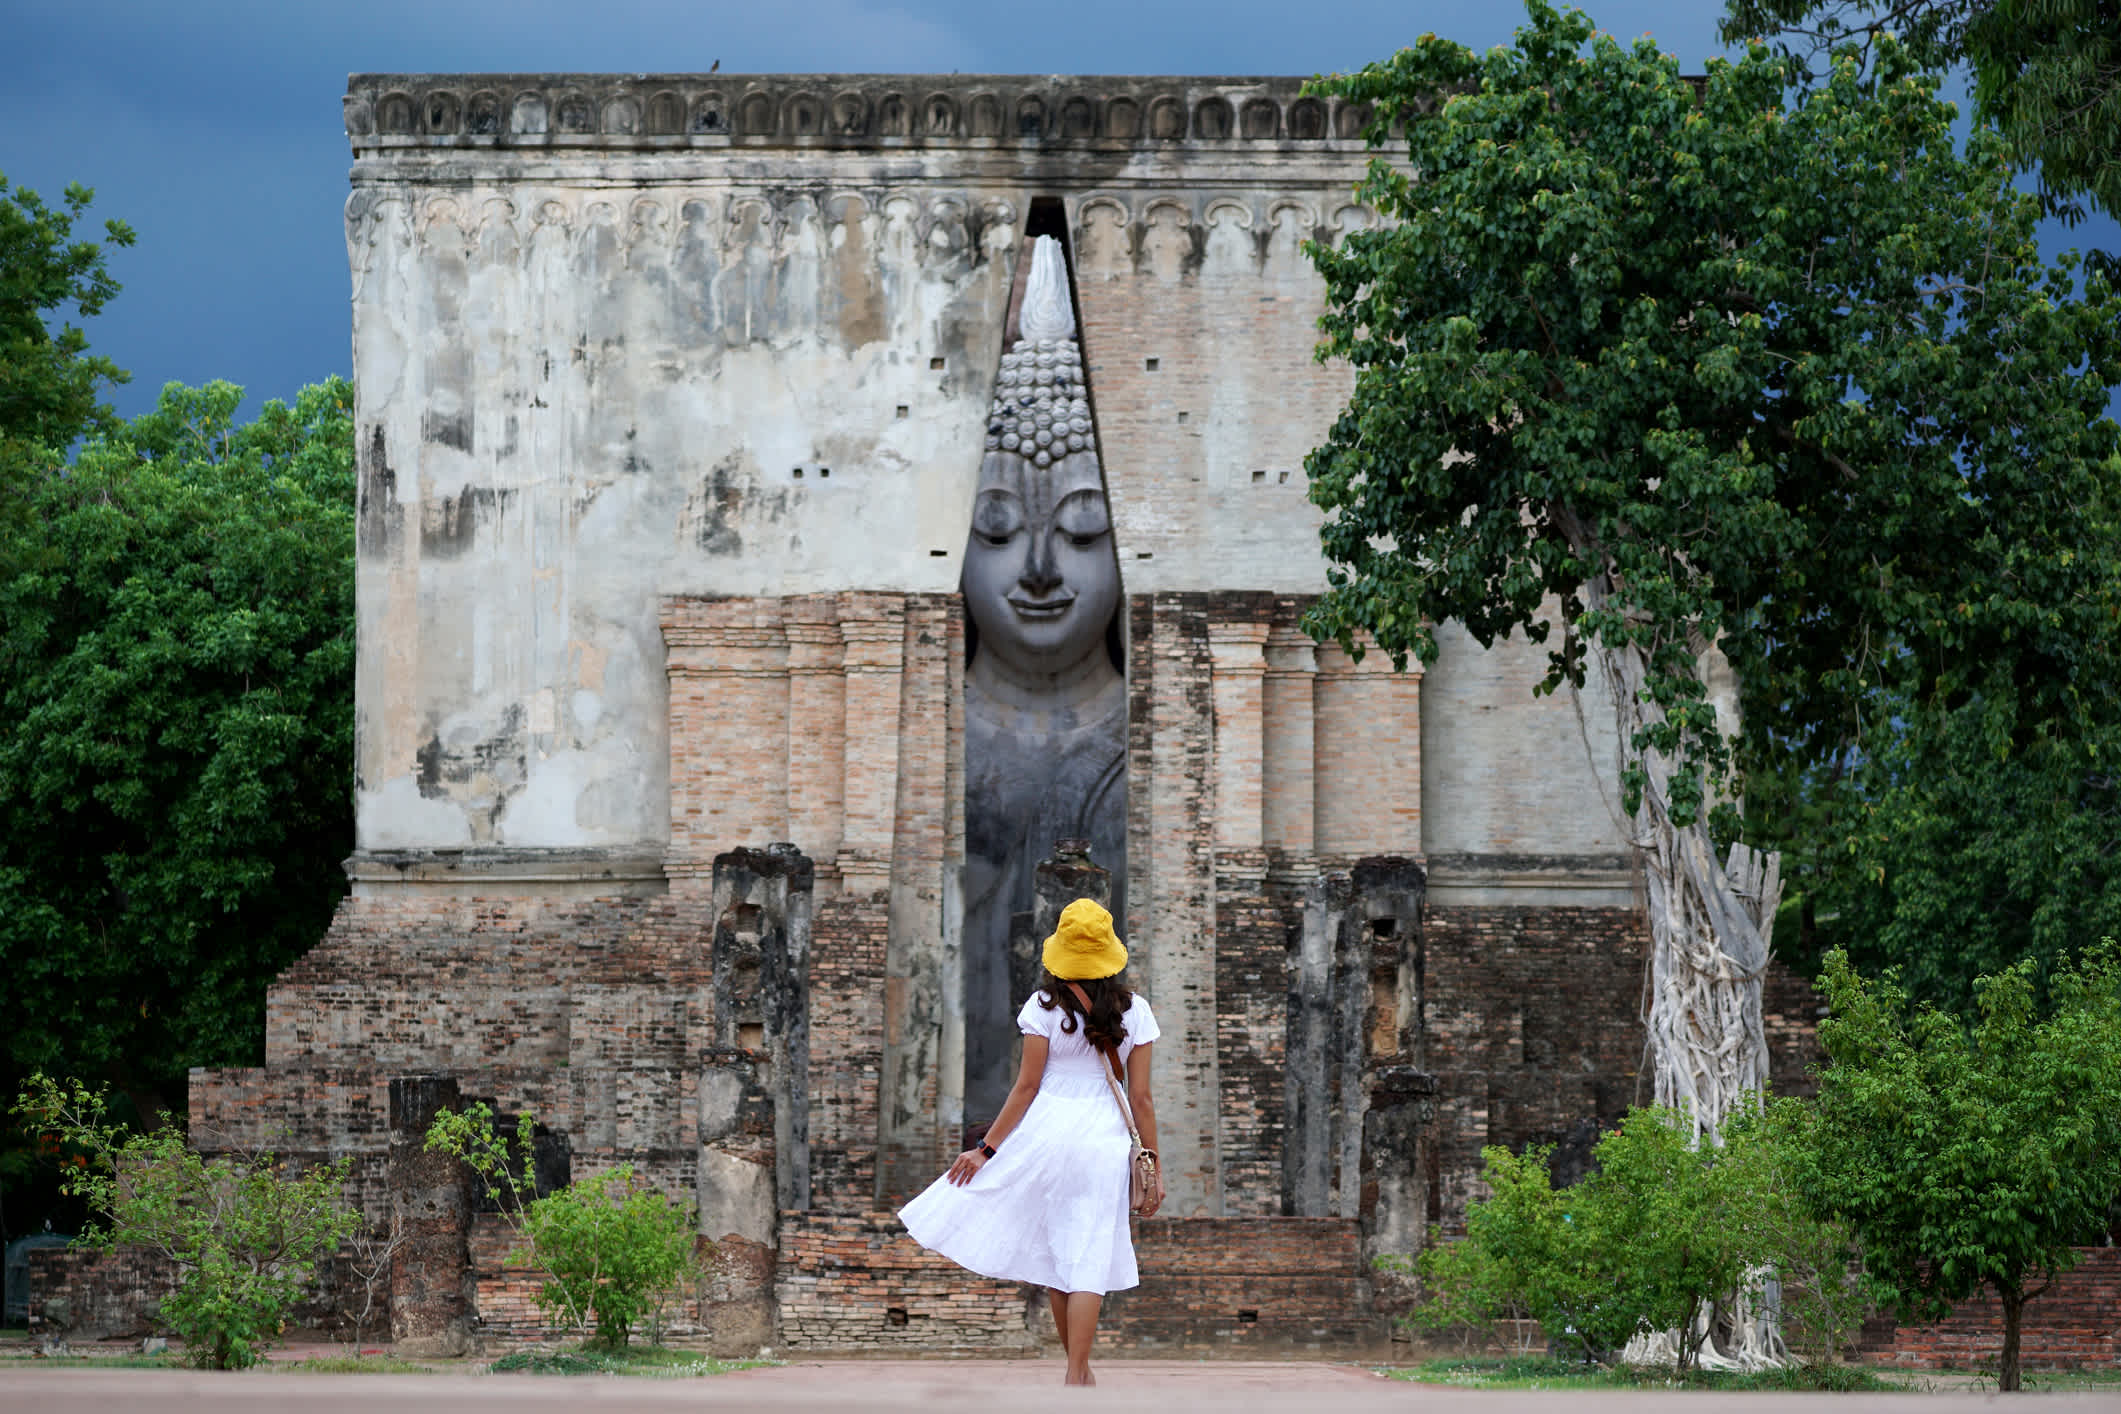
<box><xmin>961</xmin><ymin>448</ymin><xmax>1120</xmax><ymax>682</ymax></box>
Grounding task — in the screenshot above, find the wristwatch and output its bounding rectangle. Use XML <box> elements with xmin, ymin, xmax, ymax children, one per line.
<box><xmin>977</xmin><ymin>1141</ymin><xmax>997</xmax><ymax>1159</ymax></box>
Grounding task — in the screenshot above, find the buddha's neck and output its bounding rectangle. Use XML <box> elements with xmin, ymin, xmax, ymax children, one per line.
<box><xmin>968</xmin><ymin>648</ymin><xmax>1121</xmax><ymax>714</ymax></box>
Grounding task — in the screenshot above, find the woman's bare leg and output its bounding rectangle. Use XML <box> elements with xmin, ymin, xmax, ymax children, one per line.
<box><xmin>1047</xmin><ymin>1288</ymin><xmax>1071</xmax><ymax>1360</ymax></box>
<box><xmin>1062</xmin><ymin>1292</ymin><xmax>1102</xmax><ymax>1385</ymax></box>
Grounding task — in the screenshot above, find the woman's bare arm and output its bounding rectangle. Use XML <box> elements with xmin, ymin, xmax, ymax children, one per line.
<box><xmin>945</xmin><ymin>1035</ymin><xmax>1047</xmax><ymax>1185</ymax></box>
<box><xmin>1126</xmin><ymin>1042</ymin><xmax>1165</xmax><ymax>1215</ymax></box>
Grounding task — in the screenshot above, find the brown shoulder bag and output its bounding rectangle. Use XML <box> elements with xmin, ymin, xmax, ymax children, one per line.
<box><xmin>1099</xmin><ymin>1046</ymin><xmax>1159</xmax><ymax>1215</ymax></box>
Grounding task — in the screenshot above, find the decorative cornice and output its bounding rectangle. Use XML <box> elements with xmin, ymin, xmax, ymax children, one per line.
<box><xmin>344</xmin><ymin>74</ymin><xmax>1371</xmax><ymax>154</ymax></box>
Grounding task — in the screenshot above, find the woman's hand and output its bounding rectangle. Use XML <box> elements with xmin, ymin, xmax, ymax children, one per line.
<box><xmin>944</xmin><ymin>1149</ymin><xmax>989</xmax><ymax>1186</ymax></box>
<box><xmin>1139</xmin><ymin>1169</ymin><xmax>1167</xmax><ymax>1218</ymax></box>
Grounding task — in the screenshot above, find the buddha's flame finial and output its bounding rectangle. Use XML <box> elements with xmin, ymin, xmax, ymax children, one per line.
<box><xmin>1018</xmin><ymin>234</ymin><xmax>1075</xmax><ymax>344</ymax></box>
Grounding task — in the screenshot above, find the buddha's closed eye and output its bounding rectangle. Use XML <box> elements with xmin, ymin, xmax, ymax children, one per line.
<box><xmin>973</xmin><ymin>494</ymin><xmax>1025</xmax><ymax>546</ymax></box>
<box><xmin>1054</xmin><ymin>491</ymin><xmax>1110</xmax><ymax>548</ymax></box>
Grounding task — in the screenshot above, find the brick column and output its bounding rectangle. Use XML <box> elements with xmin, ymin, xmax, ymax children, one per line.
<box><xmin>1208</xmin><ymin>621</ymin><xmax>1269</xmax><ymax>857</ymax></box>
<box><xmin>783</xmin><ymin>597</ymin><xmax>846</xmax><ymax>890</ymax></box>
<box><xmin>387</xmin><ymin>1074</ymin><xmax>474</xmax><ymax>1357</ymax></box>
<box><xmin>1313</xmin><ymin>635</ymin><xmax>1422</xmax><ymax>861</ymax></box>
<box><xmin>661</xmin><ymin>598</ymin><xmax>790</xmax><ymax>886</ymax></box>
<box><xmin>1262</xmin><ymin>625</ymin><xmax>1318</xmax><ymax>865</ymax></box>
<box><xmin>1209</xmin><ymin>620</ymin><xmax>1279</xmax><ymax>1212</ymax></box>
<box><xmin>1131</xmin><ymin>595</ymin><xmax>1221</xmax><ymax>1217</ymax></box>
<box><xmin>834</xmin><ymin>594</ymin><xmax>906</xmax><ymax>898</ymax></box>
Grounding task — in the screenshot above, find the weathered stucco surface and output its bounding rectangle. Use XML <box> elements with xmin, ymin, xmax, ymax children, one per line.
<box><xmin>343</xmin><ymin>73</ymin><xmax>1627</xmax><ymax>865</ymax></box>
<box><xmin>326</xmin><ymin>71</ymin><xmax>1642</xmax><ymax>1224</ymax></box>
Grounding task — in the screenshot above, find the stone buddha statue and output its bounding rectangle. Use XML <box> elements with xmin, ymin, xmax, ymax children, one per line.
<box><xmin>961</xmin><ymin>234</ymin><xmax>1127</xmax><ymax>1123</ymax></box>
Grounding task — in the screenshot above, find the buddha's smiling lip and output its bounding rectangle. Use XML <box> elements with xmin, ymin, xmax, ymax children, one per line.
<box><xmin>1008</xmin><ymin>593</ymin><xmax>1075</xmax><ymax>619</ymax></box>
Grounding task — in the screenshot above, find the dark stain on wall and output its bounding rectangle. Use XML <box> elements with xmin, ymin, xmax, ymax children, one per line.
<box><xmin>422</xmin><ymin>410</ymin><xmax>473</xmax><ymax>453</ymax></box>
<box><xmin>688</xmin><ymin>455</ymin><xmax>791</xmax><ymax>557</ymax></box>
<box><xmin>413</xmin><ymin>702</ymin><xmax>528</xmax><ymax>804</ymax></box>
<box><xmin>358</xmin><ymin>424</ymin><xmax>402</xmax><ymax>554</ymax></box>
<box><xmin>695</xmin><ymin>459</ymin><xmax>746</xmax><ymax>555</ymax></box>
<box><xmin>421</xmin><ymin>486</ymin><xmax>512</xmax><ymax>559</ymax></box>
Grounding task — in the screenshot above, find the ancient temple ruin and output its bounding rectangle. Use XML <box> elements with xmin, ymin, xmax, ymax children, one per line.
<box><xmin>181</xmin><ymin>72</ymin><xmax>1815</xmax><ymax>1354</ymax></box>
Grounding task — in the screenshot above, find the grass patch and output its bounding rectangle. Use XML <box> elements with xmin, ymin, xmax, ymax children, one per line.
<box><xmin>1386</xmin><ymin>1356</ymin><xmax>1892</xmax><ymax>1391</ymax></box>
<box><xmin>2024</xmin><ymin>1368</ymin><xmax>2121</xmax><ymax>1390</ymax></box>
<box><xmin>292</xmin><ymin>1354</ymin><xmax>437</xmax><ymax>1374</ymax></box>
<box><xmin>486</xmin><ymin>1344</ymin><xmax>767</xmax><ymax>1377</ymax></box>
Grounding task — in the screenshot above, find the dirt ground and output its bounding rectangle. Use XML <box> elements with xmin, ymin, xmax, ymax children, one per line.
<box><xmin>5</xmin><ymin>1358</ymin><xmax>2121</xmax><ymax>1413</ymax></box>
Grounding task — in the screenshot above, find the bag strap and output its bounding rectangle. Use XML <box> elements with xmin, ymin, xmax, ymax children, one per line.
<box><xmin>1067</xmin><ymin>982</ymin><xmax>1143</xmax><ymax>1146</ymax></box>
<box><xmin>1098</xmin><ymin>1043</ymin><xmax>1142</xmax><ymax>1146</ymax></box>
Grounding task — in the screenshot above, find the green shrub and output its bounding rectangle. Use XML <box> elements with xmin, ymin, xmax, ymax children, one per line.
<box><xmin>1403</xmin><ymin>1106</ymin><xmax>1870</xmax><ymax>1371</ymax></box>
<box><xmin>521</xmin><ymin>1166</ymin><xmax>696</xmax><ymax>1347</ymax></box>
<box><xmin>425</xmin><ymin>1104</ymin><xmax>700</xmax><ymax>1348</ymax></box>
<box><xmin>12</xmin><ymin>1073</ymin><xmax>360</xmax><ymax>1369</ymax></box>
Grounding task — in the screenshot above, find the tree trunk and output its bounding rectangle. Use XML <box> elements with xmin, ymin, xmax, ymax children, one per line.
<box><xmin>1998</xmin><ymin>1284</ymin><xmax>2025</xmax><ymax>1392</ymax></box>
<box><xmin>1546</xmin><ymin>512</ymin><xmax>1781</xmax><ymax>1140</ymax></box>
<box><xmin>1589</xmin><ymin>610</ymin><xmax>1780</xmax><ymax>1142</ymax></box>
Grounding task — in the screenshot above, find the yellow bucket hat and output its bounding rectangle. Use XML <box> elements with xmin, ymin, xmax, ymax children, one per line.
<box><xmin>1042</xmin><ymin>898</ymin><xmax>1128</xmax><ymax>980</ymax></box>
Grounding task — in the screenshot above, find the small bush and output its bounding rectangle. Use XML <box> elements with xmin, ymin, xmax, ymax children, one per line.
<box><xmin>1400</xmin><ymin>1105</ymin><xmax>1872</xmax><ymax>1371</ymax></box>
<box><xmin>13</xmin><ymin>1074</ymin><xmax>360</xmax><ymax>1370</ymax></box>
<box><xmin>521</xmin><ymin>1166</ymin><xmax>696</xmax><ymax>1347</ymax></box>
<box><xmin>426</xmin><ymin>1104</ymin><xmax>699</xmax><ymax>1348</ymax></box>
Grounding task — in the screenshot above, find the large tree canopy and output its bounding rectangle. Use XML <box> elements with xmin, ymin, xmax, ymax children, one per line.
<box><xmin>1305</xmin><ymin>3</ymin><xmax>2120</xmax><ymax>823</ymax></box>
<box><xmin>1303</xmin><ymin>2</ymin><xmax>2121</xmax><ymax>1113</ymax></box>
<box><xmin>0</xmin><ymin>174</ymin><xmax>133</xmax><ymax>469</ymax></box>
<box><xmin>0</xmin><ymin>379</ymin><xmax>356</xmax><ymax>1139</ymax></box>
<box><xmin>1719</xmin><ymin>0</ymin><xmax>2121</xmax><ymax>230</ymax></box>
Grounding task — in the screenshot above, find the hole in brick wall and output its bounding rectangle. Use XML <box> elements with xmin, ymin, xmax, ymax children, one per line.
<box><xmin>1251</xmin><ymin>469</ymin><xmax>1266</xmax><ymax>483</ymax></box>
<box><xmin>930</xmin><ymin>357</ymin><xmax>945</xmax><ymax>370</ymax></box>
<box><xmin>930</xmin><ymin>549</ymin><xmax>948</xmax><ymax>557</ymax></box>
<box><xmin>1238</xmin><ymin>1309</ymin><xmax>1259</xmax><ymax>1324</ymax></box>
<box><xmin>1370</xmin><ymin>917</ymin><xmax>1398</xmax><ymax>940</ymax></box>
<box><xmin>896</xmin><ymin>405</ymin><xmax>909</xmax><ymax>419</ymax></box>
<box><xmin>886</xmin><ymin>1306</ymin><xmax>910</xmax><ymax>1327</ymax></box>
<box><xmin>1135</xmin><ymin>551</ymin><xmax>1153</xmax><ymax>559</ymax></box>
<box><xmin>1176</xmin><ymin>411</ymin><xmax>1189</xmax><ymax>423</ymax></box>
<box><xmin>1145</xmin><ymin>356</ymin><xmax>1160</xmax><ymax>371</ymax></box>
<box><xmin>819</xmin><ymin>467</ymin><xmax>831</xmax><ymax>478</ymax></box>
<box><xmin>1278</xmin><ymin>470</ymin><xmax>1290</xmax><ymax>483</ymax></box>
<box><xmin>792</xmin><ymin>467</ymin><xmax>804</xmax><ymax>478</ymax></box>
<box><xmin>737</xmin><ymin>1021</ymin><xmax>765</xmax><ymax>1050</ymax></box>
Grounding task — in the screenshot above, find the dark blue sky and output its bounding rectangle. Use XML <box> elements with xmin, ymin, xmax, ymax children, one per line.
<box><xmin>3</xmin><ymin>0</ymin><xmax>2114</xmax><ymax>421</ymax></box>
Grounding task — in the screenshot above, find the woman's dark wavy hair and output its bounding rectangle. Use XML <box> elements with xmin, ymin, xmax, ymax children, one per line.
<box><xmin>1038</xmin><ymin>970</ymin><xmax>1131</xmax><ymax>1053</ymax></box>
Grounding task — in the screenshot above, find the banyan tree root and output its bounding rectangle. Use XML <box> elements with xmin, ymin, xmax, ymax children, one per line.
<box><xmin>1563</xmin><ymin>550</ymin><xmax>1789</xmax><ymax>1367</ymax></box>
<box><xmin>1618</xmin><ymin>1269</ymin><xmax>1790</xmax><ymax>1372</ymax></box>
<box><xmin>1577</xmin><ymin>590</ymin><xmax>1781</xmax><ymax>1142</ymax></box>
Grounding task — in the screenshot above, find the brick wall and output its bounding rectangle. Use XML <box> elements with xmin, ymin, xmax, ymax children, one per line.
<box><xmin>1416</xmin><ymin>904</ymin><xmax>1817</xmax><ymax>1224</ymax></box>
<box><xmin>776</xmin><ymin>1211</ymin><xmax>1035</xmax><ymax>1351</ymax></box>
<box><xmin>1858</xmin><ymin>1248</ymin><xmax>2121</xmax><ymax>1370</ymax></box>
<box><xmin>773</xmin><ymin>1212</ymin><xmax>1383</xmax><ymax>1354</ymax></box>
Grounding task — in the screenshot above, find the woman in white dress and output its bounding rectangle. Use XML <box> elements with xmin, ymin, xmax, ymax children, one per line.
<box><xmin>899</xmin><ymin>897</ymin><xmax>1165</xmax><ymax>1385</ymax></box>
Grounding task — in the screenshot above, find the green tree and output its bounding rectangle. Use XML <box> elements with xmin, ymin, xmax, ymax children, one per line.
<box><xmin>0</xmin><ymin>379</ymin><xmax>357</xmax><ymax>1141</ymax></box>
<box><xmin>1718</xmin><ymin>0</ymin><xmax>2121</xmax><ymax>234</ymax></box>
<box><xmin>0</xmin><ymin>174</ymin><xmax>134</xmax><ymax>489</ymax></box>
<box><xmin>1409</xmin><ymin>1109</ymin><xmax>1865</xmax><ymax>1370</ymax></box>
<box><xmin>1790</xmin><ymin>945</ymin><xmax>2121</xmax><ymax>1389</ymax></box>
<box><xmin>13</xmin><ymin>1074</ymin><xmax>361</xmax><ymax>1369</ymax></box>
<box><xmin>1768</xmin><ymin>698</ymin><xmax>2121</xmax><ymax>1015</ymax></box>
<box><xmin>1303</xmin><ymin>2</ymin><xmax>2121</xmax><ymax>1128</ymax></box>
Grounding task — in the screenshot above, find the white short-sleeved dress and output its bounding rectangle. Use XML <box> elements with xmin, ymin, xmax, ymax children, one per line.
<box><xmin>898</xmin><ymin>990</ymin><xmax>1159</xmax><ymax>1294</ymax></box>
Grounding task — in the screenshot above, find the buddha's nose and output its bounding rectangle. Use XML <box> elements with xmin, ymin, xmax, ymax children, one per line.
<box><xmin>1020</xmin><ymin>535</ymin><xmax>1062</xmax><ymax>596</ymax></box>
